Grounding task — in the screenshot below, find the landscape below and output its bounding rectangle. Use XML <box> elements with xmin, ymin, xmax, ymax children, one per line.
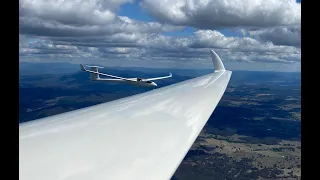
<box><xmin>19</xmin><ymin>62</ymin><xmax>301</xmax><ymax>180</ymax></box>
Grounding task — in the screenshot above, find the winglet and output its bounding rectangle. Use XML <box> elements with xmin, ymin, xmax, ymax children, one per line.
<box><xmin>169</xmin><ymin>72</ymin><xmax>172</xmax><ymax>77</ymax></box>
<box><xmin>80</xmin><ymin>64</ymin><xmax>86</xmax><ymax>71</ymax></box>
<box><xmin>210</xmin><ymin>50</ymin><xmax>225</xmax><ymax>72</ymax></box>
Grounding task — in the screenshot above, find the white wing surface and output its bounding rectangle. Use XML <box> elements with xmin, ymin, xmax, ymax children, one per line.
<box><xmin>20</xmin><ymin>50</ymin><xmax>232</xmax><ymax>180</ymax></box>
<box><xmin>143</xmin><ymin>72</ymin><xmax>172</xmax><ymax>81</ymax></box>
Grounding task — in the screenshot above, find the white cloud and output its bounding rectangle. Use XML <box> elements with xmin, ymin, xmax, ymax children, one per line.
<box><xmin>20</xmin><ymin>0</ymin><xmax>132</xmax><ymax>25</ymax></box>
<box><xmin>246</xmin><ymin>26</ymin><xmax>301</xmax><ymax>47</ymax></box>
<box><xmin>19</xmin><ymin>0</ymin><xmax>301</xmax><ymax>70</ymax></box>
<box><xmin>20</xmin><ymin>30</ymin><xmax>300</xmax><ymax>66</ymax></box>
<box><xmin>190</xmin><ymin>30</ymin><xmax>300</xmax><ymax>54</ymax></box>
<box><xmin>140</xmin><ymin>0</ymin><xmax>301</xmax><ymax>29</ymax></box>
<box><xmin>20</xmin><ymin>16</ymin><xmax>183</xmax><ymax>37</ymax></box>
<box><xmin>19</xmin><ymin>0</ymin><xmax>183</xmax><ymax>37</ymax></box>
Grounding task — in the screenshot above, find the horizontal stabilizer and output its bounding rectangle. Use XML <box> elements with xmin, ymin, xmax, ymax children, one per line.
<box><xmin>80</xmin><ymin>64</ymin><xmax>104</xmax><ymax>71</ymax></box>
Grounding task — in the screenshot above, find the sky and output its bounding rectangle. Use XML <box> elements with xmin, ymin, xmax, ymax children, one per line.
<box><xmin>19</xmin><ymin>0</ymin><xmax>301</xmax><ymax>72</ymax></box>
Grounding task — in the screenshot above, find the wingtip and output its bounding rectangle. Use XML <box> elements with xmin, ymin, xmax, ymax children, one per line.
<box><xmin>80</xmin><ymin>64</ymin><xmax>86</xmax><ymax>71</ymax></box>
<box><xmin>210</xmin><ymin>49</ymin><xmax>225</xmax><ymax>72</ymax></box>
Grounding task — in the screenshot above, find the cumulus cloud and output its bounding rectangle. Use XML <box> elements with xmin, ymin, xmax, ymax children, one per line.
<box><xmin>19</xmin><ymin>0</ymin><xmax>183</xmax><ymax>37</ymax></box>
<box><xmin>19</xmin><ymin>16</ymin><xmax>182</xmax><ymax>37</ymax></box>
<box><xmin>190</xmin><ymin>30</ymin><xmax>300</xmax><ymax>54</ymax></box>
<box><xmin>246</xmin><ymin>26</ymin><xmax>301</xmax><ymax>47</ymax></box>
<box><xmin>19</xmin><ymin>0</ymin><xmax>125</xmax><ymax>26</ymax></box>
<box><xmin>19</xmin><ymin>0</ymin><xmax>301</xmax><ymax>69</ymax></box>
<box><xmin>20</xmin><ymin>30</ymin><xmax>300</xmax><ymax>65</ymax></box>
<box><xmin>140</xmin><ymin>0</ymin><xmax>301</xmax><ymax>29</ymax></box>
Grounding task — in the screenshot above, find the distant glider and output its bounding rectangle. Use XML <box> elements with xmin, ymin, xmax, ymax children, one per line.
<box><xmin>80</xmin><ymin>65</ymin><xmax>172</xmax><ymax>87</ymax></box>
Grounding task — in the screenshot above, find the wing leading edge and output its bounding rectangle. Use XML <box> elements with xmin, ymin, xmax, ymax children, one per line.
<box><xmin>19</xmin><ymin>50</ymin><xmax>232</xmax><ymax>180</ymax></box>
<box><xmin>143</xmin><ymin>72</ymin><xmax>172</xmax><ymax>81</ymax></box>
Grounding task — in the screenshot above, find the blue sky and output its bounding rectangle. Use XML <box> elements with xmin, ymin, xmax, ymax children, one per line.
<box><xmin>116</xmin><ymin>0</ymin><xmax>244</xmax><ymax>38</ymax></box>
<box><xmin>19</xmin><ymin>0</ymin><xmax>301</xmax><ymax>72</ymax></box>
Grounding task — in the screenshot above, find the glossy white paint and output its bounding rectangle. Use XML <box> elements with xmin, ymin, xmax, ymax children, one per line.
<box><xmin>20</xmin><ymin>50</ymin><xmax>232</xmax><ymax>180</ymax></box>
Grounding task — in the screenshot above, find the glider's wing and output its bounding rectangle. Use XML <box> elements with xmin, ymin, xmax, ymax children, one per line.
<box><xmin>142</xmin><ymin>72</ymin><xmax>172</xmax><ymax>81</ymax></box>
<box><xmin>20</xmin><ymin>50</ymin><xmax>232</xmax><ymax>180</ymax></box>
<box><xmin>80</xmin><ymin>64</ymin><xmax>136</xmax><ymax>82</ymax></box>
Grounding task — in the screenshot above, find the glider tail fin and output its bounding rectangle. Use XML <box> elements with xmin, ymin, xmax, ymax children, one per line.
<box><xmin>89</xmin><ymin>67</ymin><xmax>100</xmax><ymax>80</ymax></box>
<box><xmin>210</xmin><ymin>50</ymin><xmax>225</xmax><ymax>72</ymax></box>
<box><xmin>80</xmin><ymin>64</ymin><xmax>104</xmax><ymax>80</ymax></box>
